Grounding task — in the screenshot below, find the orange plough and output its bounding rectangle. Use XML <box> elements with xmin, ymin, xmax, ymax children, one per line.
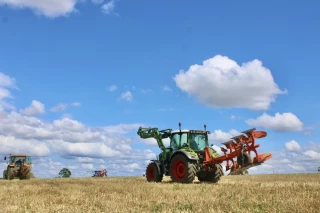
<box><xmin>203</xmin><ymin>128</ymin><xmax>272</xmax><ymax>175</ymax></box>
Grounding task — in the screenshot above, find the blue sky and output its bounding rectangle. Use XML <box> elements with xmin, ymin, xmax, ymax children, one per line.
<box><xmin>0</xmin><ymin>0</ymin><xmax>319</xmax><ymax>178</ymax></box>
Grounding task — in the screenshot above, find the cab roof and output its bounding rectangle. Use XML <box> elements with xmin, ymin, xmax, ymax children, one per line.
<box><xmin>171</xmin><ymin>129</ymin><xmax>210</xmax><ymax>134</ymax></box>
<box><xmin>9</xmin><ymin>154</ymin><xmax>27</xmax><ymax>157</ymax></box>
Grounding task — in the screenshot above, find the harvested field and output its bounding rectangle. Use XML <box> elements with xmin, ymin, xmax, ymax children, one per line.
<box><xmin>0</xmin><ymin>173</ymin><xmax>319</xmax><ymax>213</ymax></box>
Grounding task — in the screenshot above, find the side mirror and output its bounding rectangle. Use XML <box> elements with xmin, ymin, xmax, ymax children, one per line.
<box><xmin>4</xmin><ymin>156</ymin><xmax>6</xmax><ymax>160</ymax></box>
<box><xmin>211</xmin><ymin>144</ymin><xmax>213</xmax><ymax>147</ymax></box>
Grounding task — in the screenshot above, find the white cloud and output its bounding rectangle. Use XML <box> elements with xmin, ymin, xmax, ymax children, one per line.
<box><xmin>285</xmin><ymin>140</ymin><xmax>301</xmax><ymax>152</ymax></box>
<box><xmin>209</xmin><ymin>129</ymin><xmax>241</xmax><ymax>143</ymax></box>
<box><xmin>161</xmin><ymin>85</ymin><xmax>172</xmax><ymax>92</ymax></box>
<box><xmin>123</xmin><ymin>163</ymin><xmax>140</xmax><ymax>170</ymax></box>
<box><xmin>92</xmin><ymin>0</ymin><xmax>104</xmax><ymax>4</ymax></box>
<box><xmin>246</xmin><ymin>112</ymin><xmax>304</xmax><ymax>132</ymax></box>
<box><xmin>19</xmin><ymin>100</ymin><xmax>45</xmax><ymax>116</ymax></box>
<box><xmin>0</xmin><ymin>0</ymin><xmax>79</xmax><ymax>18</ymax></box>
<box><xmin>101</xmin><ymin>0</ymin><xmax>116</xmax><ymax>15</ymax></box>
<box><xmin>81</xmin><ymin>163</ymin><xmax>94</xmax><ymax>170</ymax></box>
<box><xmin>50</xmin><ymin>103</ymin><xmax>68</xmax><ymax>112</ymax></box>
<box><xmin>53</xmin><ymin>118</ymin><xmax>86</xmax><ymax>132</ymax></box>
<box><xmin>0</xmin><ymin>72</ymin><xmax>17</xmax><ymax>110</ymax></box>
<box><xmin>76</xmin><ymin>157</ymin><xmax>94</xmax><ymax>163</ymax></box>
<box><xmin>50</xmin><ymin>102</ymin><xmax>81</xmax><ymax>112</ymax></box>
<box><xmin>101</xmin><ymin>123</ymin><xmax>143</xmax><ymax>134</ymax></box>
<box><xmin>0</xmin><ymin>135</ymin><xmax>50</xmax><ymax>156</ymax></box>
<box><xmin>304</xmin><ymin>150</ymin><xmax>320</xmax><ymax>160</ymax></box>
<box><xmin>119</xmin><ymin>91</ymin><xmax>133</xmax><ymax>102</ymax></box>
<box><xmin>288</xmin><ymin>164</ymin><xmax>306</xmax><ymax>171</ymax></box>
<box><xmin>107</xmin><ymin>85</ymin><xmax>117</xmax><ymax>92</ymax></box>
<box><xmin>142</xmin><ymin>138</ymin><xmax>170</xmax><ymax>147</ymax></box>
<box><xmin>174</xmin><ymin>55</ymin><xmax>287</xmax><ymax>110</ymax></box>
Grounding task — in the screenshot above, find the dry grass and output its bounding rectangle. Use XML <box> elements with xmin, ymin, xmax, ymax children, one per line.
<box><xmin>0</xmin><ymin>173</ymin><xmax>319</xmax><ymax>213</ymax></box>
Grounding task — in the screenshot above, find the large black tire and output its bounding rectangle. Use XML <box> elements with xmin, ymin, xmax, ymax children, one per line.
<box><xmin>145</xmin><ymin>162</ymin><xmax>163</xmax><ymax>182</ymax></box>
<box><xmin>170</xmin><ymin>154</ymin><xmax>197</xmax><ymax>183</ymax></box>
<box><xmin>198</xmin><ymin>164</ymin><xmax>223</xmax><ymax>183</ymax></box>
<box><xmin>3</xmin><ymin>170</ymin><xmax>7</xmax><ymax>179</ymax></box>
<box><xmin>19</xmin><ymin>167</ymin><xmax>31</xmax><ymax>180</ymax></box>
<box><xmin>237</xmin><ymin>152</ymin><xmax>251</xmax><ymax>167</ymax></box>
<box><xmin>7</xmin><ymin>168</ymin><xmax>14</xmax><ymax>180</ymax></box>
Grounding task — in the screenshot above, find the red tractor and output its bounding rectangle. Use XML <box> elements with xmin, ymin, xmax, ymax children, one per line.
<box><xmin>92</xmin><ymin>169</ymin><xmax>107</xmax><ymax>177</ymax></box>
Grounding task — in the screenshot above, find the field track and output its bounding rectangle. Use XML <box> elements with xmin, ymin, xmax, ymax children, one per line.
<box><xmin>0</xmin><ymin>173</ymin><xmax>319</xmax><ymax>213</ymax></box>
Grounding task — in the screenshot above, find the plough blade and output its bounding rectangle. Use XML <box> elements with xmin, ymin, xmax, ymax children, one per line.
<box><xmin>228</xmin><ymin>152</ymin><xmax>272</xmax><ymax>175</ymax></box>
<box><xmin>204</xmin><ymin>128</ymin><xmax>273</xmax><ymax>175</ymax></box>
<box><xmin>253</xmin><ymin>152</ymin><xmax>272</xmax><ymax>164</ymax></box>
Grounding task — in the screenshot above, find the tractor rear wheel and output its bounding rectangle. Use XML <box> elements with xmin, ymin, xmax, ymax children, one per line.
<box><xmin>198</xmin><ymin>164</ymin><xmax>223</xmax><ymax>183</ymax></box>
<box><xmin>145</xmin><ymin>162</ymin><xmax>163</xmax><ymax>182</ymax></box>
<box><xmin>170</xmin><ymin>154</ymin><xmax>196</xmax><ymax>183</ymax></box>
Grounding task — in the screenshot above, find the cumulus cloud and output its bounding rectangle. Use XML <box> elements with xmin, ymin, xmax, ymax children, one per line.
<box><xmin>304</xmin><ymin>150</ymin><xmax>320</xmax><ymax>160</ymax></box>
<box><xmin>81</xmin><ymin>163</ymin><xmax>94</xmax><ymax>170</ymax></box>
<box><xmin>50</xmin><ymin>103</ymin><xmax>68</xmax><ymax>112</ymax></box>
<box><xmin>0</xmin><ymin>0</ymin><xmax>79</xmax><ymax>18</ymax></box>
<box><xmin>119</xmin><ymin>91</ymin><xmax>133</xmax><ymax>102</ymax></box>
<box><xmin>142</xmin><ymin>138</ymin><xmax>170</xmax><ymax>147</ymax></box>
<box><xmin>0</xmin><ymin>72</ymin><xmax>17</xmax><ymax>110</ymax></box>
<box><xmin>50</xmin><ymin>102</ymin><xmax>81</xmax><ymax>112</ymax></box>
<box><xmin>249</xmin><ymin>140</ymin><xmax>320</xmax><ymax>175</ymax></box>
<box><xmin>209</xmin><ymin>129</ymin><xmax>241</xmax><ymax>143</ymax></box>
<box><xmin>101</xmin><ymin>0</ymin><xmax>116</xmax><ymax>15</ymax></box>
<box><xmin>174</xmin><ymin>55</ymin><xmax>287</xmax><ymax>111</ymax></box>
<box><xmin>19</xmin><ymin>100</ymin><xmax>45</xmax><ymax>116</ymax></box>
<box><xmin>0</xmin><ymin>107</ymin><xmax>157</xmax><ymax>176</ymax></box>
<box><xmin>246</xmin><ymin>112</ymin><xmax>304</xmax><ymax>132</ymax></box>
<box><xmin>285</xmin><ymin>140</ymin><xmax>301</xmax><ymax>152</ymax></box>
<box><xmin>0</xmin><ymin>70</ymin><xmax>157</xmax><ymax>178</ymax></box>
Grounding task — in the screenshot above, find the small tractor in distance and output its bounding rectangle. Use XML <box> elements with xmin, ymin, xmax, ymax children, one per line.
<box><xmin>137</xmin><ymin>122</ymin><xmax>272</xmax><ymax>184</ymax></box>
<box><xmin>3</xmin><ymin>154</ymin><xmax>32</xmax><ymax>180</ymax></box>
<box><xmin>92</xmin><ymin>169</ymin><xmax>107</xmax><ymax>177</ymax></box>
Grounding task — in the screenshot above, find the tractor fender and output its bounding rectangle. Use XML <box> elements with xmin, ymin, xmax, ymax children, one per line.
<box><xmin>170</xmin><ymin>150</ymin><xmax>199</xmax><ymax>161</ymax></box>
<box><xmin>150</xmin><ymin>160</ymin><xmax>163</xmax><ymax>175</ymax></box>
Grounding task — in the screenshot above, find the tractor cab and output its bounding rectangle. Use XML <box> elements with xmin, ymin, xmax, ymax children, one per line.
<box><xmin>169</xmin><ymin>129</ymin><xmax>210</xmax><ymax>152</ymax></box>
<box><xmin>4</xmin><ymin>154</ymin><xmax>32</xmax><ymax>168</ymax></box>
<box><xmin>92</xmin><ymin>171</ymin><xmax>100</xmax><ymax>177</ymax></box>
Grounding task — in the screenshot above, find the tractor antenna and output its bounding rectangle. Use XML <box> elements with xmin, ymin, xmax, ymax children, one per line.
<box><xmin>204</xmin><ymin>124</ymin><xmax>207</xmax><ymax>131</ymax></box>
<box><xmin>178</xmin><ymin>122</ymin><xmax>181</xmax><ymax>132</ymax></box>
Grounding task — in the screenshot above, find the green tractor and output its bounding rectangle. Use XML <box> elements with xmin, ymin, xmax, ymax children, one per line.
<box><xmin>137</xmin><ymin>122</ymin><xmax>272</xmax><ymax>184</ymax></box>
<box><xmin>137</xmin><ymin>122</ymin><xmax>223</xmax><ymax>183</ymax></box>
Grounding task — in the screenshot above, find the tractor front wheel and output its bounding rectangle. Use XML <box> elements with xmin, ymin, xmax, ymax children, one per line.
<box><xmin>198</xmin><ymin>164</ymin><xmax>223</xmax><ymax>183</ymax></box>
<box><xmin>3</xmin><ymin>170</ymin><xmax>7</xmax><ymax>179</ymax></box>
<box><xmin>145</xmin><ymin>162</ymin><xmax>163</xmax><ymax>182</ymax></box>
<box><xmin>7</xmin><ymin>168</ymin><xmax>14</xmax><ymax>180</ymax></box>
<box><xmin>170</xmin><ymin>154</ymin><xmax>196</xmax><ymax>183</ymax></box>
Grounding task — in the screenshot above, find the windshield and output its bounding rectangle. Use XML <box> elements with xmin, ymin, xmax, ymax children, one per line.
<box><xmin>9</xmin><ymin>156</ymin><xmax>26</xmax><ymax>164</ymax></box>
<box><xmin>171</xmin><ymin>133</ymin><xmax>188</xmax><ymax>150</ymax></box>
<box><xmin>189</xmin><ymin>133</ymin><xmax>208</xmax><ymax>150</ymax></box>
